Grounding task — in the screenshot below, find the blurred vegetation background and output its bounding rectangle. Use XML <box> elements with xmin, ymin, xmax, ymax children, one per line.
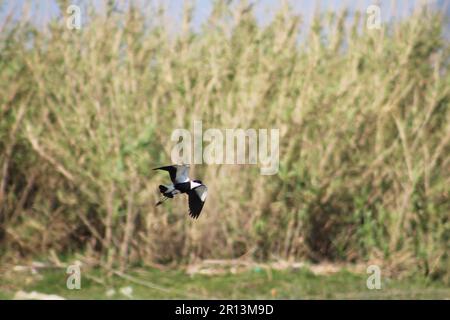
<box><xmin>0</xmin><ymin>0</ymin><xmax>449</xmax><ymax>286</ymax></box>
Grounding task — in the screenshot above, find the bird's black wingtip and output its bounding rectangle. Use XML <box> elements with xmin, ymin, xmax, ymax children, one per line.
<box><xmin>188</xmin><ymin>211</ymin><xmax>200</xmax><ymax>219</ymax></box>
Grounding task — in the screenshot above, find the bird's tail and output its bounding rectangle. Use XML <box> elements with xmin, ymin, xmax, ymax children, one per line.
<box><xmin>159</xmin><ymin>184</ymin><xmax>176</xmax><ymax>199</ymax></box>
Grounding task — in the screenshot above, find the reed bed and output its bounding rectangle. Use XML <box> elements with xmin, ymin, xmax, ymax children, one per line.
<box><xmin>0</xmin><ymin>1</ymin><xmax>448</xmax><ymax>282</ymax></box>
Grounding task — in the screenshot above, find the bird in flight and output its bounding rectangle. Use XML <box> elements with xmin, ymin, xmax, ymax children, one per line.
<box><xmin>154</xmin><ymin>164</ymin><xmax>208</xmax><ymax>219</ymax></box>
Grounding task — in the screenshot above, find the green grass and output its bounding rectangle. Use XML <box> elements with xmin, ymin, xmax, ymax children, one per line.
<box><xmin>1</xmin><ymin>267</ymin><xmax>448</xmax><ymax>300</ymax></box>
<box><xmin>0</xmin><ymin>1</ymin><xmax>449</xmax><ymax>281</ymax></box>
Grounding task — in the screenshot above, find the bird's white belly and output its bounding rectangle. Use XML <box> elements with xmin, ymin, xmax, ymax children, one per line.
<box><xmin>190</xmin><ymin>181</ymin><xmax>201</xmax><ymax>189</ymax></box>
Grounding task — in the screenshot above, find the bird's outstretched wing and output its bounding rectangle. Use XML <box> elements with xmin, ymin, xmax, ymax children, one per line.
<box><xmin>153</xmin><ymin>165</ymin><xmax>190</xmax><ymax>183</ymax></box>
<box><xmin>187</xmin><ymin>185</ymin><xmax>207</xmax><ymax>219</ymax></box>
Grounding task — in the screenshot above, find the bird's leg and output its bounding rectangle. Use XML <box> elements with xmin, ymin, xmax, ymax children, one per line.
<box><xmin>155</xmin><ymin>196</ymin><xmax>169</xmax><ymax>207</ymax></box>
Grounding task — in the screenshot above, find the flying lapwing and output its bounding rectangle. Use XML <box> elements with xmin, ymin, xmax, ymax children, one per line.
<box><xmin>154</xmin><ymin>164</ymin><xmax>208</xmax><ymax>219</ymax></box>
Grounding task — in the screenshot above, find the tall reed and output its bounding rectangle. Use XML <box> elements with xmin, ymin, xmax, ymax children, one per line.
<box><xmin>0</xmin><ymin>1</ymin><xmax>448</xmax><ymax>281</ymax></box>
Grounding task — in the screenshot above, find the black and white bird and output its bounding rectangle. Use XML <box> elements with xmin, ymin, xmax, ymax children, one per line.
<box><xmin>154</xmin><ymin>165</ymin><xmax>207</xmax><ymax>219</ymax></box>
